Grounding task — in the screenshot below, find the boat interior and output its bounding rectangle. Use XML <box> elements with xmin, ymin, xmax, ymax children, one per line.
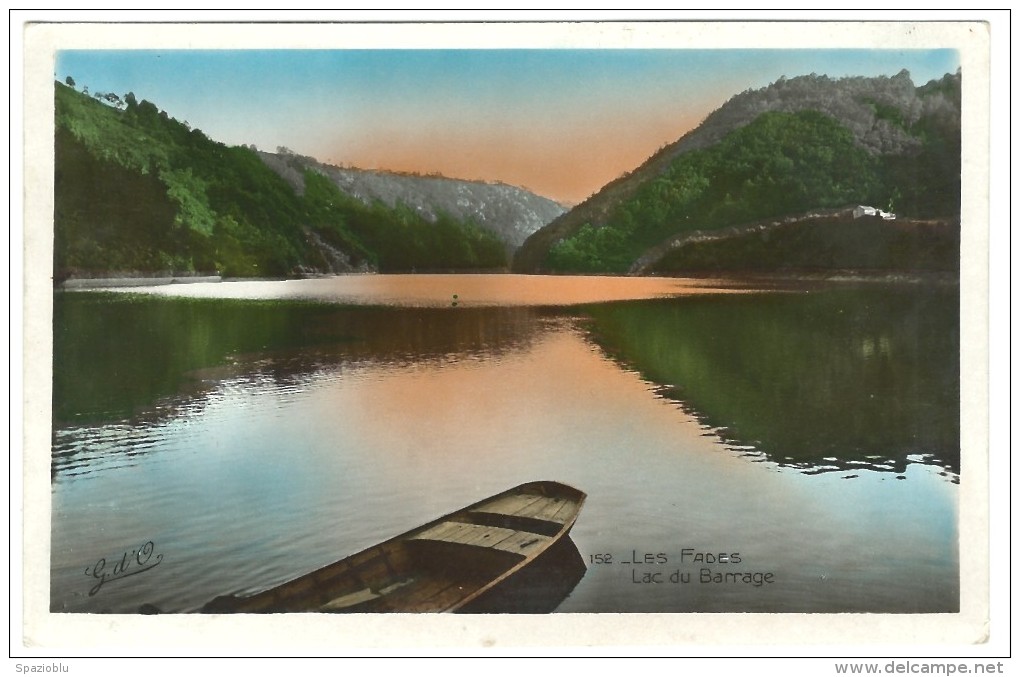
<box><xmin>202</xmin><ymin>484</ymin><xmax>584</xmax><ymax>614</ymax></box>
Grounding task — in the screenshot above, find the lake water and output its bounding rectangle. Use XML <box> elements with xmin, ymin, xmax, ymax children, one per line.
<box><xmin>50</xmin><ymin>274</ymin><xmax>960</xmax><ymax>614</ymax></box>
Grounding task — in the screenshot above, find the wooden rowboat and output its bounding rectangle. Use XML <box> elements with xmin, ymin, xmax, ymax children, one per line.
<box><xmin>202</xmin><ymin>480</ymin><xmax>586</xmax><ymax>613</ymax></box>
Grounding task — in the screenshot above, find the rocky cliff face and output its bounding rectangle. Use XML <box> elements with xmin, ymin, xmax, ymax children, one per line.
<box><xmin>258</xmin><ymin>151</ymin><xmax>566</xmax><ymax>252</ymax></box>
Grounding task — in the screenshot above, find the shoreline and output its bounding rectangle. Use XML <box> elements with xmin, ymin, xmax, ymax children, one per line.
<box><xmin>651</xmin><ymin>269</ymin><xmax>961</xmax><ymax>286</ymax></box>
<box><xmin>55</xmin><ymin>268</ymin><xmax>960</xmax><ymax>291</ymax></box>
<box><xmin>59</xmin><ymin>275</ymin><xmax>223</xmax><ymax>290</ymax></box>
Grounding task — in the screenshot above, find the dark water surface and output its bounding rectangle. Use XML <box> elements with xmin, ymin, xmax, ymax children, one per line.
<box><xmin>51</xmin><ymin>275</ymin><xmax>959</xmax><ymax>614</ymax></box>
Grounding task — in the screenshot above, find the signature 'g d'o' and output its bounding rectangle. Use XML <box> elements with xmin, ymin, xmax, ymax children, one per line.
<box><xmin>84</xmin><ymin>540</ymin><xmax>163</xmax><ymax>596</ymax></box>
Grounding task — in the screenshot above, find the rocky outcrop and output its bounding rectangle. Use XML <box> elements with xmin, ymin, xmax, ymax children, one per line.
<box><xmin>258</xmin><ymin>151</ymin><xmax>566</xmax><ymax>251</ymax></box>
<box><xmin>294</xmin><ymin>227</ymin><xmax>372</xmax><ymax>276</ymax></box>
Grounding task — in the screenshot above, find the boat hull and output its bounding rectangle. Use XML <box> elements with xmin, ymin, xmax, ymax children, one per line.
<box><xmin>202</xmin><ymin>480</ymin><xmax>586</xmax><ymax>614</ymax></box>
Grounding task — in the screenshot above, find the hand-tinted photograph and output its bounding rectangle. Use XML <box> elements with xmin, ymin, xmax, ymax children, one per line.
<box><xmin>46</xmin><ymin>35</ymin><xmax>967</xmax><ymax>619</ymax></box>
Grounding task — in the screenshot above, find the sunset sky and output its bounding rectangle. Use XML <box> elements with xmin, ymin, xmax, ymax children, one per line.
<box><xmin>54</xmin><ymin>48</ymin><xmax>960</xmax><ymax>205</ymax></box>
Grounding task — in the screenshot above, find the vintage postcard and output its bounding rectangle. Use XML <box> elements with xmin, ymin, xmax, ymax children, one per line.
<box><xmin>17</xmin><ymin>16</ymin><xmax>998</xmax><ymax>656</ymax></box>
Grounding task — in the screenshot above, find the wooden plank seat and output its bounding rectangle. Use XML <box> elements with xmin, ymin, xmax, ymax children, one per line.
<box><xmin>472</xmin><ymin>493</ymin><xmax>578</xmax><ymax>524</ymax></box>
<box><xmin>475</xmin><ymin>493</ymin><xmax>544</xmax><ymax>516</ymax></box>
<box><xmin>517</xmin><ymin>496</ymin><xmax>577</xmax><ymax>523</ymax></box>
<box><xmin>411</xmin><ymin>521</ymin><xmax>551</xmax><ymax>555</ymax></box>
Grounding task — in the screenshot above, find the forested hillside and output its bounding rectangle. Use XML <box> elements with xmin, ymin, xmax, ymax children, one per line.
<box><xmin>54</xmin><ymin>82</ymin><xmax>518</xmax><ymax>278</ymax></box>
<box><xmin>514</xmin><ymin>70</ymin><xmax>962</xmax><ymax>274</ymax></box>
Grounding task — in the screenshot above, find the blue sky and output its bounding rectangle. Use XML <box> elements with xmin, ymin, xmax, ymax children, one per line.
<box><xmin>55</xmin><ymin>48</ymin><xmax>960</xmax><ymax>203</ymax></box>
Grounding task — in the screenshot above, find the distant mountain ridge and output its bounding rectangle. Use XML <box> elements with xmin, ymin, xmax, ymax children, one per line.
<box><xmin>258</xmin><ymin>151</ymin><xmax>566</xmax><ymax>251</ymax></box>
<box><xmin>513</xmin><ymin>69</ymin><xmax>961</xmax><ymax>274</ymax></box>
<box><xmin>53</xmin><ymin>81</ymin><xmax>563</xmax><ymax>278</ymax></box>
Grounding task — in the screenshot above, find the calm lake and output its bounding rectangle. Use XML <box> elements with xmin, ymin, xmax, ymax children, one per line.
<box><xmin>50</xmin><ymin>274</ymin><xmax>960</xmax><ymax>614</ymax></box>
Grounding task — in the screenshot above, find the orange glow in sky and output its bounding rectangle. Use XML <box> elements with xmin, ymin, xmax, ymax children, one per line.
<box><xmin>57</xmin><ymin>49</ymin><xmax>961</xmax><ymax>204</ymax></box>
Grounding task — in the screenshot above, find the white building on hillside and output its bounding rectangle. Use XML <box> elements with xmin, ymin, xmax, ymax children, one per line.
<box><xmin>853</xmin><ymin>205</ymin><xmax>896</xmax><ymax>220</ymax></box>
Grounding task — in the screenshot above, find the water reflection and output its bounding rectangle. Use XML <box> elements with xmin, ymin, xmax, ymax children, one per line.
<box><xmin>50</xmin><ymin>279</ymin><xmax>960</xmax><ymax>614</ymax></box>
<box><xmin>580</xmin><ymin>284</ymin><xmax>960</xmax><ymax>477</ymax></box>
<box><xmin>54</xmin><ymin>284</ymin><xmax>960</xmax><ymax>483</ymax></box>
<box><xmin>52</xmin><ymin>294</ymin><xmax>554</xmax><ymax>479</ymax></box>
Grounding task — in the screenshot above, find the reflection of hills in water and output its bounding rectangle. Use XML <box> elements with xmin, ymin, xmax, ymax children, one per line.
<box><xmin>580</xmin><ymin>285</ymin><xmax>960</xmax><ymax>480</ymax></box>
<box><xmin>52</xmin><ymin>294</ymin><xmax>555</xmax><ymax>479</ymax></box>
<box><xmin>53</xmin><ymin>285</ymin><xmax>960</xmax><ymax>482</ymax></box>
